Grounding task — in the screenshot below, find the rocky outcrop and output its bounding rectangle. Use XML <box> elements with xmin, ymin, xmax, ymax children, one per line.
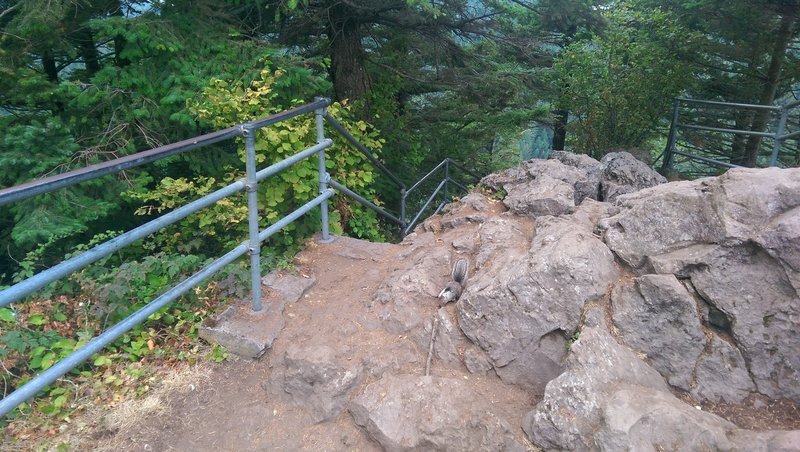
<box><xmin>266</xmin><ymin>155</ymin><xmax>799</xmax><ymax>451</ymax></box>
<box><xmin>599</xmin><ymin>151</ymin><xmax>667</xmax><ymax>202</ymax></box>
<box><xmin>350</xmin><ymin>375</ymin><xmax>523</xmax><ymax>452</ymax></box>
<box><xmin>599</xmin><ymin>167</ymin><xmax>800</xmax><ymax>402</ymax></box>
<box><xmin>482</xmin><ymin>150</ymin><xmax>666</xmax><ymax>211</ymax></box>
<box><xmin>457</xmin><ymin>216</ymin><xmax>618</xmax><ymax>390</ymax></box>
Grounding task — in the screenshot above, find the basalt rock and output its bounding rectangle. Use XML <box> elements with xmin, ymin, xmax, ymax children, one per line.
<box><xmin>350</xmin><ymin>375</ymin><xmax>524</xmax><ymax>452</ymax></box>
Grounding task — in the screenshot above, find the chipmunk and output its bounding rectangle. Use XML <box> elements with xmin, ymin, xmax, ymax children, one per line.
<box><xmin>438</xmin><ymin>258</ymin><xmax>469</xmax><ymax>305</ymax></box>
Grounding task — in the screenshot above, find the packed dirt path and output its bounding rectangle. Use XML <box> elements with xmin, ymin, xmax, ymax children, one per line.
<box><xmin>89</xmin><ymin>232</ymin><xmax>536</xmax><ymax>451</ymax></box>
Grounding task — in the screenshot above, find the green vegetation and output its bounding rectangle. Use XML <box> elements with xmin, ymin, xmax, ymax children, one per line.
<box><xmin>0</xmin><ymin>0</ymin><xmax>797</xmax><ymax>438</ymax></box>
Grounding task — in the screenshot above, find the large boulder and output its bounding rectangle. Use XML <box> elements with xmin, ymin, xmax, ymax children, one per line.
<box><xmin>523</xmin><ymin>325</ymin><xmax>797</xmax><ymax>451</ymax></box>
<box><xmin>350</xmin><ymin>375</ymin><xmax>523</xmax><ymax>452</ymax></box>
<box><xmin>484</xmin><ymin>151</ymin><xmax>666</xmax><ymax>209</ymax></box>
<box><xmin>689</xmin><ymin>244</ymin><xmax>800</xmax><ymax>401</ymax></box>
<box><xmin>599</xmin><ymin>167</ymin><xmax>800</xmax><ymax>402</ymax></box>
<box><xmin>458</xmin><ymin>217</ymin><xmax>618</xmax><ymax>390</ymax></box>
<box><xmin>611</xmin><ymin>274</ymin><xmax>758</xmax><ymax>403</ymax></box>
<box><xmin>522</xmin><ymin>326</ymin><xmax>669</xmax><ymax>450</ymax></box>
<box><xmin>611</xmin><ymin>275</ymin><xmax>705</xmax><ymax>391</ymax></box>
<box><xmin>503</xmin><ymin>174</ymin><xmax>575</xmax><ymax>217</ymax></box>
<box><xmin>600</xmin><ymin>167</ymin><xmax>800</xmax><ymax>270</ymax></box>
<box><xmin>599</xmin><ymin>151</ymin><xmax>667</xmax><ymax>202</ymax></box>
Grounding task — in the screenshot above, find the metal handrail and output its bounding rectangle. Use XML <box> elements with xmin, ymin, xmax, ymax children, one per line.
<box><xmin>675</xmin><ymin>97</ymin><xmax>781</xmax><ymax>111</ymax></box>
<box><xmin>323</xmin><ymin>114</ymin><xmax>406</xmax><ymax>190</ymax></box>
<box><xmin>0</xmin><ymin>100</ymin><xmax>329</xmax><ymax>207</ymax></box>
<box><xmin>662</xmin><ymin>97</ymin><xmax>800</xmax><ymax>174</ymax></box>
<box><xmin>0</xmin><ymin>96</ymin><xmax>480</xmax><ymax>418</ymax></box>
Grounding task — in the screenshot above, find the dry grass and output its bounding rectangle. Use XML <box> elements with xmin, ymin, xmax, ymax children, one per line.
<box><xmin>104</xmin><ymin>364</ymin><xmax>211</xmax><ymax>433</ymax></box>
<box><xmin>6</xmin><ymin>362</ymin><xmax>215</xmax><ymax>452</ymax></box>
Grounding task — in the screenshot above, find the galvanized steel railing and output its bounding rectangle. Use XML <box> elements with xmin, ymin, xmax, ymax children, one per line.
<box><xmin>661</xmin><ymin>97</ymin><xmax>800</xmax><ymax>175</ymax></box>
<box><xmin>0</xmin><ymin>97</ymin><xmax>477</xmax><ymax>417</ymax></box>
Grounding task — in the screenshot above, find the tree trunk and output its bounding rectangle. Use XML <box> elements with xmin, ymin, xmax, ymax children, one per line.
<box><xmin>42</xmin><ymin>49</ymin><xmax>58</xmax><ymax>82</ymax></box>
<box><xmin>552</xmin><ymin>109</ymin><xmax>568</xmax><ymax>150</ymax></box>
<box><xmin>743</xmin><ymin>14</ymin><xmax>796</xmax><ymax>167</ymax></box>
<box><xmin>328</xmin><ymin>7</ymin><xmax>370</xmax><ymax>104</ymax></box>
<box><xmin>76</xmin><ymin>27</ymin><xmax>101</xmax><ymax>76</ymax></box>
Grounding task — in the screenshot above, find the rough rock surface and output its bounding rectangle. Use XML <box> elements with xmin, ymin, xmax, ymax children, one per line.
<box><xmin>98</xmin><ymin>156</ymin><xmax>800</xmax><ymax>452</ymax></box>
<box><xmin>599</xmin><ymin>151</ymin><xmax>667</xmax><ymax>202</ymax></box>
<box><xmin>283</xmin><ymin>344</ymin><xmax>362</xmax><ymax>423</ymax></box>
<box><xmin>350</xmin><ymin>375</ymin><xmax>523</xmax><ymax>452</ymax></box>
<box><xmin>611</xmin><ymin>275</ymin><xmax>705</xmax><ymax>390</ymax></box>
<box><xmin>600</xmin><ymin>167</ymin><xmax>800</xmax><ymax>402</ymax></box>
<box><xmin>483</xmin><ymin>150</ymin><xmax>666</xmax><ymax>208</ymax></box>
<box><xmin>503</xmin><ymin>174</ymin><xmax>575</xmax><ymax>216</ymax></box>
<box><xmin>458</xmin><ymin>217</ymin><xmax>618</xmax><ymax>390</ymax></box>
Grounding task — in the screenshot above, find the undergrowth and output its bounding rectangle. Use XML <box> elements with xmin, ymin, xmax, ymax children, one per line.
<box><xmin>0</xmin><ymin>243</ymin><xmax>301</xmax><ymax>445</ymax></box>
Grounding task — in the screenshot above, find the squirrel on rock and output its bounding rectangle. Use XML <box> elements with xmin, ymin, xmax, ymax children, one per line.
<box><xmin>438</xmin><ymin>258</ymin><xmax>469</xmax><ymax>305</ymax></box>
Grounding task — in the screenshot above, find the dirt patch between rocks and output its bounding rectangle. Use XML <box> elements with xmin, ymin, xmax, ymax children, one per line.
<box><xmin>84</xmin><ymin>227</ymin><xmax>537</xmax><ymax>451</ymax></box>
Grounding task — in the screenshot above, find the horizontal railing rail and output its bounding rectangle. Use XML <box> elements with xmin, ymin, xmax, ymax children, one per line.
<box><xmin>0</xmin><ymin>100</ymin><xmax>329</xmax><ymax>207</ymax></box>
<box><xmin>401</xmin><ymin>158</ymin><xmax>480</xmax><ymax>236</ymax></box>
<box><xmin>0</xmin><ymin>96</ymin><xmax>480</xmax><ymax>418</ymax></box>
<box><xmin>662</xmin><ymin>97</ymin><xmax>800</xmax><ymax>175</ymax></box>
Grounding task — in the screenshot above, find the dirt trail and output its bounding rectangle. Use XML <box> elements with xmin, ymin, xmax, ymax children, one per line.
<box><xmin>91</xmin><ymin>230</ymin><xmax>535</xmax><ymax>451</ymax></box>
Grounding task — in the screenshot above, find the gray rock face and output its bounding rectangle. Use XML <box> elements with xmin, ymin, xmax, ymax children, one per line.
<box><xmin>523</xmin><ymin>327</ymin><xmax>669</xmax><ymax>451</ymax></box>
<box><xmin>599</xmin><ymin>151</ymin><xmax>667</xmax><ymax>202</ymax></box>
<box><xmin>611</xmin><ymin>275</ymin><xmax>705</xmax><ymax>390</ymax></box>
<box><xmin>549</xmin><ymin>150</ymin><xmax>604</xmax><ymax>203</ymax></box>
<box><xmin>283</xmin><ymin>345</ymin><xmax>362</xmax><ymax>423</ymax></box>
<box><xmin>601</xmin><ymin>167</ymin><xmax>800</xmax><ymax>270</ymax></box>
<box><xmin>600</xmin><ymin>179</ymin><xmax>727</xmax><ymax>269</ymax></box>
<box><xmin>371</xmin><ymin>247</ymin><xmax>451</xmax><ymax>333</ymax></box>
<box><xmin>503</xmin><ymin>174</ymin><xmax>575</xmax><ymax>217</ymax></box>
<box><xmin>689</xmin><ymin>245</ymin><xmax>800</xmax><ymax>401</ymax></box>
<box><xmin>458</xmin><ymin>217</ymin><xmax>617</xmax><ymax>390</ymax></box>
<box><xmin>600</xmin><ymin>167</ymin><xmax>800</xmax><ymax>402</ymax></box>
<box><xmin>350</xmin><ymin>375</ymin><xmax>523</xmax><ymax>452</ymax></box>
<box><xmin>692</xmin><ymin>335</ymin><xmax>755</xmax><ymax>404</ymax></box>
<box><xmin>594</xmin><ymin>386</ymin><xmax>740</xmax><ymax>451</ymax></box>
<box><xmin>523</xmin><ymin>326</ymin><xmax>793</xmax><ymax>451</ymax></box>
<box><xmin>484</xmin><ymin>151</ymin><xmax>666</xmax><ymax>211</ymax></box>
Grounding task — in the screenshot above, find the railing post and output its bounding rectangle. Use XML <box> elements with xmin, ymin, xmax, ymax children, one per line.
<box><xmin>662</xmin><ymin>100</ymin><xmax>681</xmax><ymax>173</ymax></box>
<box><xmin>400</xmin><ymin>188</ymin><xmax>408</xmax><ymax>237</ymax></box>
<box><xmin>770</xmin><ymin>106</ymin><xmax>788</xmax><ymax>167</ymax></box>
<box><xmin>242</xmin><ymin>124</ymin><xmax>263</xmax><ymax>312</ymax></box>
<box><xmin>315</xmin><ymin>98</ymin><xmax>334</xmax><ymax>243</ymax></box>
<box><xmin>443</xmin><ymin>159</ymin><xmax>450</xmax><ymax>203</ymax></box>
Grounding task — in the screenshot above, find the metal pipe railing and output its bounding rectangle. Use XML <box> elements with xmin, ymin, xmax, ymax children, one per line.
<box><xmin>406</xmin><ymin>159</ymin><xmax>448</xmax><ymax>196</ymax></box>
<box><xmin>0</xmin><ymin>190</ymin><xmax>335</xmax><ymax>418</ymax></box>
<box><xmin>672</xmin><ymin>150</ymin><xmax>742</xmax><ymax>169</ymax></box>
<box><xmin>0</xmin><ymin>178</ymin><xmax>245</xmax><ymax>308</ymax></box>
<box><xmin>404</xmin><ymin>178</ymin><xmax>448</xmax><ymax>235</ymax></box>
<box><xmin>0</xmin><ymin>94</ymin><xmax>481</xmax><ymax>418</ymax></box>
<box><xmin>780</xmin><ymin>129</ymin><xmax>800</xmax><ymax>140</ymax></box>
<box><xmin>0</xmin><ymin>99</ymin><xmax>330</xmax><ymax>208</ymax></box>
<box><xmin>663</xmin><ymin>96</ymin><xmax>800</xmax><ymax>174</ymax></box>
<box><xmin>243</xmin><ymin>125</ymin><xmax>263</xmax><ymax>311</ymax></box>
<box><xmin>315</xmin><ymin>99</ymin><xmax>333</xmax><ymax>243</ymax></box>
<box><xmin>676</xmin><ymin>97</ymin><xmax>781</xmax><ymax>111</ymax></box>
<box><xmin>328</xmin><ymin>178</ymin><xmax>403</xmax><ymax>225</ymax></box>
<box><xmin>323</xmin><ymin>114</ymin><xmax>406</xmax><ymax>190</ymax></box>
<box><xmin>675</xmin><ymin>122</ymin><xmax>776</xmax><ymax>138</ymax></box>
<box><xmin>445</xmin><ymin>158</ymin><xmax>481</xmax><ymax>181</ymax></box>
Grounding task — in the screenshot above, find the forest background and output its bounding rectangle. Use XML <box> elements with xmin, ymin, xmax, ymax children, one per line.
<box><xmin>0</xmin><ymin>0</ymin><xmax>798</xmax><ymax>431</ymax></box>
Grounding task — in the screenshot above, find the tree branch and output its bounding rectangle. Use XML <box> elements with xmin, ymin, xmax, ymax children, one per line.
<box><xmin>0</xmin><ymin>3</ymin><xmax>18</xmax><ymax>21</ymax></box>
